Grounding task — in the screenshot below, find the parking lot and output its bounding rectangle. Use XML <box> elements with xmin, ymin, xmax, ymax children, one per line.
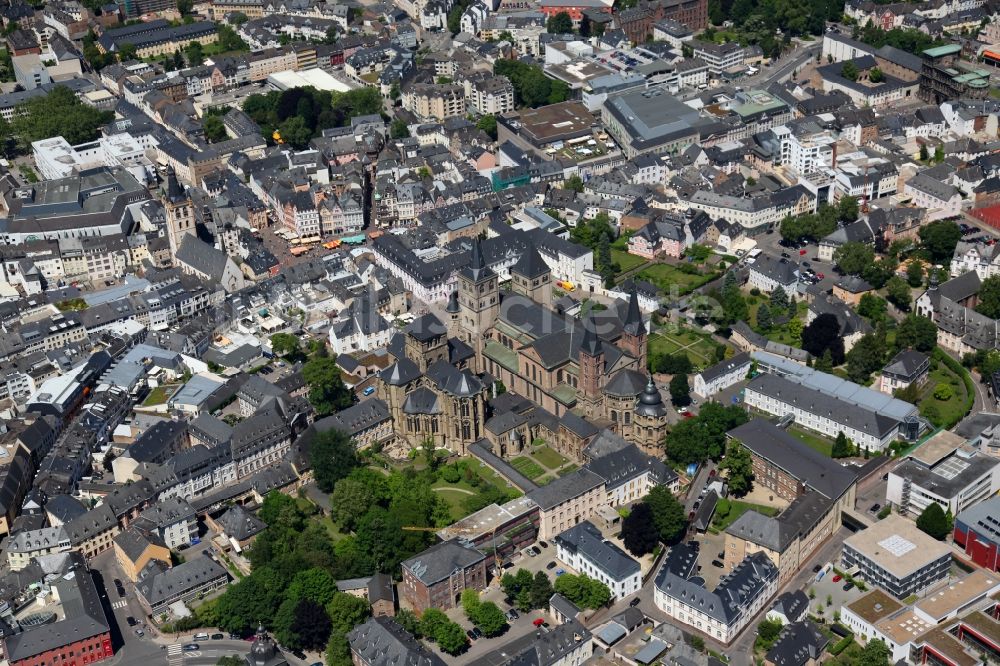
<box><xmin>806</xmin><ymin>566</ymin><xmax>868</xmax><ymax>619</ymax></box>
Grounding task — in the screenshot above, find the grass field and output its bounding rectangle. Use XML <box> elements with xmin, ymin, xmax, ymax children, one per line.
<box><xmin>558</xmin><ymin>464</ymin><xmax>579</xmax><ymax>476</ymax></box>
<box><xmin>511</xmin><ymin>456</ymin><xmax>546</xmax><ymax>480</ymax></box>
<box><xmin>532</xmin><ymin>445</ymin><xmax>567</xmax><ymax>469</ymax></box>
<box><xmin>648</xmin><ymin>328</ymin><xmax>721</xmax><ymax>370</ymax></box>
<box><xmin>142</xmin><ymin>385</ymin><xmax>173</xmax><ymax>406</ymax></box>
<box><xmin>919</xmin><ymin>359</ymin><xmax>971</xmax><ymax>429</ymax></box>
<box><xmin>635</xmin><ymin>263</ymin><xmax>718</xmax><ymax>296</ymax></box>
<box><xmin>787</xmin><ymin>425</ymin><xmax>834</xmax><ymax>457</ymax></box>
<box><xmin>712</xmin><ymin>499</ymin><xmax>781</xmax><ymax>531</ymax></box>
<box><xmin>433</xmin><ymin>487</ymin><xmax>476</xmax><ymax>519</ymax></box>
<box><xmin>611</xmin><ymin>249</ymin><xmax>647</xmax><ymax>273</ymax></box>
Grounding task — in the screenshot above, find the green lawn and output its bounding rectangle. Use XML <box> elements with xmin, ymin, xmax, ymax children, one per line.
<box><xmin>634</xmin><ymin>263</ymin><xmax>718</xmax><ymax>295</ymax></box>
<box><xmin>142</xmin><ymin>385</ymin><xmax>173</xmax><ymax>406</ymax></box>
<box><xmin>532</xmin><ymin>445</ymin><xmax>567</xmax><ymax>469</ymax></box>
<box><xmin>511</xmin><ymin>456</ymin><xmax>546</xmax><ymax>480</ymax></box>
<box><xmin>433</xmin><ymin>488</ymin><xmax>475</xmax><ymax>520</ymax></box>
<box><xmin>611</xmin><ymin>249</ymin><xmax>647</xmax><ymax>274</ymax></box>
<box><xmin>712</xmin><ymin>499</ymin><xmax>781</xmax><ymax>532</ymax></box>
<box><xmin>558</xmin><ymin>464</ymin><xmax>579</xmax><ymax>476</ymax></box>
<box><xmin>918</xmin><ymin>361</ymin><xmax>971</xmax><ymax>429</ymax></box>
<box><xmin>648</xmin><ymin>328</ymin><xmax>721</xmax><ymax>370</ymax></box>
<box><xmin>787</xmin><ymin>426</ymin><xmax>834</xmax><ymax>456</ymax></box>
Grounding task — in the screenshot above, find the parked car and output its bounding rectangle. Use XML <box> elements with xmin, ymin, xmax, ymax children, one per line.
<box><xmin>555</xmin><ymin>568</ymin><xmax>566</xmax><ymax>576</ymax></box>
<box><xmin>114</xmin><ymin>579</ymin><xmax>126</xmax><ymax>596</ymax></box>
<box><xmin>135</xmin><ymin>629</ymin><xmax>145</xmax><ymax>638</ymax></box>
<box><xmin>781</xmin><ymin>252</ymin><xmax>790</xmax><ymax>258</ymax></box>
<box><xmin>869</xmin><ymin>504</ymin><xmax>881</xmax><ymax>513</ymax></box>
<box><xmin>471</xmin><ymin>627</ymin><xmax>483</xmax><ymax>639</ymax></box>
<box><xmin>506</xmin><ymin>609</ymin><xmax>519</xmax><ymax>621</ymax></box>
<box><xmin>546</xmin><ymin>561</ymin><xmax>557</xmax><ymax>570</ymax></box>
<box><xmin>533</xmin><ymin>618</ymin><xmax>547</xmax><ymax>627</ymax></box>
<box><xmin>816</xmin><ymin>272</ymin><xmax>825</xmax><ymax>280</ymax></box>
<box><xmin>717</xmin><ymin>552</ymin><xmax>725</xmax><ymax>559</ymax></box>
<box><xmin>211</xmin><ymin>634</ymin><xmax>224</xmax><ymax>640</ymax></box>
<box><xmin>832</xmin><ymin>575</ymin><xmax>842</xmax><ymax>582</ymax></box>
<box><xmin>538</xmin><ymin>540</ymin><xmax>549</xmax><ymax>549</ymax></box>
<box><xmin>126</xmin><ymin>616</ymin><xmax>137</xmax><ymax>626</ymax></box>
<box><xmin>629</xmin><ymin>597</ymin><xmax>642</xmax><ymax>607</ymax></box>
<box><xmin>711</xmin><ymin>560</ymin><xmax>724</xmax><ymax>568</ymax></box>
<box><xmin>362</xmin><ymin>386</ymin><xmax>375</xmax><ymax>396</ymax></box>
<box><xmin>843</xmin><ymin>582</ymin><xmax>855</xmax><ymax>591</ymax></box>
<box><xmin>812</xmin><ymin>564</ymin><xmax>822</xmax><ymax>573</ymax></box>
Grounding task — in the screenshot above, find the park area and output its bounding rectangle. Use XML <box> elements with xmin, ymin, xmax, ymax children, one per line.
<box><xmin>648</xmin><ymin>326</ymin><xmax>724</xmax><ymax>372</ymax></box>
<box><xmin>611</xmin><ymin>249</ymin><xmax>648</xmax><ymax>273</ymax></box>
<box><xmin>709</xmin><ymin>497</ymin><xmax>780</xmax><ymax>533</ymax></box>
<box><xmin>917</xmin><ymin>351</ymin><xmax>974</xmax><ymax>429</ymax></box>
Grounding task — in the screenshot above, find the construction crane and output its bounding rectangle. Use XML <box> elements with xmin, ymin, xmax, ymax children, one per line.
<box><xmin>403</xmin><ymin>525</ymin><xmax>505</xmax><ymax>571</ymax></box>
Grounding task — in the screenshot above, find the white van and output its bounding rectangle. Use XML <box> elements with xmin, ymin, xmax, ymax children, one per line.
<box><xmin>194</xmin><ymin>633</ymin><xmax>209</xmax><ymax>641</ymax></box>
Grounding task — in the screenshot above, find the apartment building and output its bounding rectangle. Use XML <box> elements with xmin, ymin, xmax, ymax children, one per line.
<box><xmin>554</xmin><ymin>520</ymin><xmax>640</xmax><ymax>600</ymax></box>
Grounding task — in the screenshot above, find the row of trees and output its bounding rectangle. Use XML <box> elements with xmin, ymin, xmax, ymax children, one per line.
<box><xmin>461</xmin><ymin>590</ymin><xmax>508</xmax><ymax>636</ymax></box>
<box><xmin>394</xmin><ymin>608</ymin><xmax>468</xmax><ymax>655</ymax></box>
<box><xmin>779</xmin><ymin>198</ymin><xmax>858</xmax><ymax>244</ymax></box>
<box><xmin>500</xmin><ymin>568</ymin><xmax>555</xmax><ymax>611</ymax></box>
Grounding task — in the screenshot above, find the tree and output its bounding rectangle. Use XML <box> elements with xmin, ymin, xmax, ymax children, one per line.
<box><xmin>277</xmin><ymin>116</ymin><xmax>312</xmax><ymax>149</ymax></box>
<box><xmin>554</xmin><ymin>574</ymin><xmax>611</xmax><ymax>609</ymax></box>
<box><xmin>838</xmin><ymin>195</ymin><xmax>859</xmax><ymax>223</ymax></box>
<box><xmin>756</xmin><ymin>303</ymin><xmax>773</xmax><ymax>331</ymax></box>
<box><xmin>858</xmin><ymin>293</ymin><xmax>888</xmax><ymax>322</ymax></box>
<box><xmin>329</xmin><ymin>478</ymin><xmax>376</xmax><ymax>531</ymax></box>
<box><xmin>302</xmin><ymin>356</ymin><xmax>353</xmax><ymax>416</ymax></box>
<box><xmin>389</xmin><ymin>118</ymin><xmax>409</xmax><ymax>139</ymax></box>
<box><xmin>846</xmin><ymin>333</ymin><xmax>885</xmax><ymax>383</ymax></box>
<box><xmin>757</xmin><ymin>618</ymin><xmax>784</xmax><ymax>646</ymax></box>
<box><xmin>564</xmin><ymin>174</ymin><xmax>584</xmax><ymax>193</ymax></box>
<box><xmin>906</xmin><ymin>260</ymin><xmax>924</xmax><ymax>288</ymax></box>
<box><xmin>841</xmin><ymin>60</ymin><xmax>859</xmax><ymax>80</ymax></box>
<box><xmin>868</xmin><ymin>66</ymin><xmax>884</xmax><ymax>82</ymax></box>
<box><xmin>720</xmin><ymin>442</ymin><xmax>754</xmax><ymax>497</ymax></box>
<box><xmin>420</xmin><ymin>608</ymin><xmax>450</xmax><ymax>638</ymax></box>
<box><xmin>646</xmin><ymin>486</ymin><xmax>687</xmax><ymax>544</ymax></box>
<box><xmin>546</xmin><ymin>11</ymin><xmax>573</xmax><ymax>33</ymax></box>
<box><xmin>579</xmin><ymin>14</ymin><xmax>592</xmax><ymax>36</ymax></box>
<box><xmin>916</xmin><ymin>502</ymin><xmax>950</xmax><ymax>540</ymax></box>
<box><xmin>394</xmin><ymin>609</ymin><xmax>422</xmax><ymax>638</ymax></box>
<box><xmin>10</xmin><ymin>86</ymin><xmax>113</xmax><ymax>150</ymax></box>
<box><xmin>919</xmin><ymin>143</ymin><xmax>929</xmax><ymax>161</ymax></box>
<box><xmin>280</xmin><ymin>598</ymin><xmax>331</xmax><ymax>651</ymax></box>
<box><xmin>529</xmin><ymin>571</ymin><xmax>554</xmax><ymax>609</ymax></box>
<box><xmin>665</xmin><ymin>403</ymin><xmax>749</xmax><ymax>465</ymax></box>
<box><xmin>287</xmin><ymin>569</ymin><xmax>338</xmax><ymax>606</ymax></box>
<box><xmin>471</xmin><ymin>601</ymin><xmax>508</xmax><ymax>636</ymax></box>
<box><xmin>436</xmin><ymin>621</ymin><xmax>468</xmax><ymax>655</ymax></box>
<box><xmin>218</xmin><ymin>658</ymin><xmax>244</xmax><ymax>666</ymax></box>
<box><xmin>933</xmin><ymin>383</ymin><xmax>953</xmax><ymax>400</ymax></box>
<box><xmin>919</xmin><ymin>221</ymin><xmax>962</xmax><ymax>262</ymax></box>
<box><xmin>204</xmin><ymin>114</ymin><xmax>227</xmax><ymax>143</ymax></box>
<box><xmin>896</xmin><ymin>314</ymin><xmax>937</xmax><ymax>352</ymax></box>
<box><xmin>270</xmin><ymin>332</ymin><xmax>301</xmax><ymax>359</ymax></box>
<box><xmin>815</xmin><ymin>349</ymin><xmax>834</xmax><ymax>372</ymax></box>
<box><xmin>934</xmin><ymin>145</ymin><xmax>944</xmax><ymax>163</ymax></box>
<box><xmin>885</xmin><ymin>276</ymin><xmax>911</xmax><ymax>311</ymax></box>
<box><xmin>476</xmin><ymin>114</ymin><xmax>497</xmax><ymax>140</ymax></box>
<box><xmin>857</xmin><ymin>639</ymin><xmax>890</xmax><ymax>666</ymax></box>
<box><xmin>801</xmin><ymin>313</ymin><xmax>845</xmax><ymax>366</ymax></box>
<box><xmin>669</xmin><ymin>374</ymin><xmax>690</xmax><ymax>407</ymax></box>
<box><xmin>833</xmin><ymin>242</ymin><xmax>875</xmax><ymax>276</ymax></box>
<box><xmin>769</xmin><ymin>286</ymin><xmax>789</xmax><ymax>311</ymax></box>
<box><xmin>832</xmin><ymin>431</ymin><xmax>853</xmax><ymax>458</ymax></box>
<box><xmin>975</xmin><ymin>275</ymin><xmax>1000</xmax><ymax>319</ymax></box>
<box><xmin>620</xmin><ymin>502</ymin><xmax>659</xmax><ymax>555</ymax></box>
<box><xmin>186</xmin><ymin>41</ymin><xmax>204</xmax><ymax>66</ymax></box>
<box><xmin>310</xmin><ymin>429</ymin><xmax>358</xmax><ymax>493</ymax></box>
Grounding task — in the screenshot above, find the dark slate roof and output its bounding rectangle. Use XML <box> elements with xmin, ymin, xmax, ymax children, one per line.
<box><xmin>402</xmin><ymin>386</ymin><xmax>441</xmax><ymax>415</ymax></box>
<box><xmin>603</xmin><ymin>368</ymin><xmax>647</xmax><ymax>397</ymax></box>
<box><xmin>656</xmin><ymin>551</ymin><xmax>778</xmax><ymax>624</ymax></box>
<box><xmin>314</xmin><ymin>398</ymin><xmax>390</xmax><ymax>437</ymax></box>
<box><xmin>766</xmin><ymin>621</ymin><xmax>829</xmax><ymax>666</ymax></box>
<box><xmin>401</xmin><ymin>539</ymin><xmax>485</xmax><ymax>585</ymax></box>
<box><xmin>188</xmin><ymin>413</ymin><xmax>233</xmax><ymax>447</ymax></box>
<box><xmin>586</xmin><ymin>443</ymin><xmax>675</xmax><ymax>489</ymax></box>
<box><xmin>728</xmin><ymin>419</ymin><xmax>857</xmax><ymax>500</ymax></box>
<box><xmin>135</xmin><ymin>556</ymin><xmax>227</xmax><ymax>607</ymax></box>
<box><xmin>44</xmin><ymin>494</ymin><xmax>87</xmax><ymax>524</ymax></box>
<box><xmin>526</xmin><ymin>468</ymin><xmax>604</xmax><ymax>510</ymax></box>
<box><xmin>347</xmin><ymin>616</ymin><xmax>447</xmax><ymax>666</ymax></box>
<box><xmin>771</xmin><ymin>590</ymin><xmax>809</xmax><ymax>622</ymax></box>
<box><xmin>113</xmin><ymin>526</ymin><xmax>167</xmax><ymax>564</ymax></box>
<box><xmin>380</xmin><ymin>358</ymin><xmax>421</xmax><ymax>385</ymax></box>
<box><xmin>553</xmin><ymin>520</ymin><xmax>639</xmax><ymax>581</ymax></box>
<box><xmin>559</xmin><ymin>412</ymin><xmax>598</xmax><ymax>439</ymax></box>
<box><xmin>882</xmin><ymin>349</ymin><xmax>929</xmax><ymax>381</ymax></box>
<box><xmin>698</xmin><ymin>352</ymin><xmax>751</xmax><ymax>384</ymax></box>
<box><xmin>511</xmin><ymin>244</ymin><xmax>549</xmax><ymax>279</ymax></box>
<box><xmin>215</xmin><ymin>504</ymin><xmax>266</xmax><ymax>541</ymax></box>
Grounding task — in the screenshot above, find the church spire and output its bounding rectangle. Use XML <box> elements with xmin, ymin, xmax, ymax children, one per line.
<box><xmin>623</xmin><ymin>286</ymin><xmax>645</xmax><ymax>336</ymax></box>
<box><xmin>580</xmin><ymin>316</ymin><xmax>603</xmax><ymax>357</ymax></box>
